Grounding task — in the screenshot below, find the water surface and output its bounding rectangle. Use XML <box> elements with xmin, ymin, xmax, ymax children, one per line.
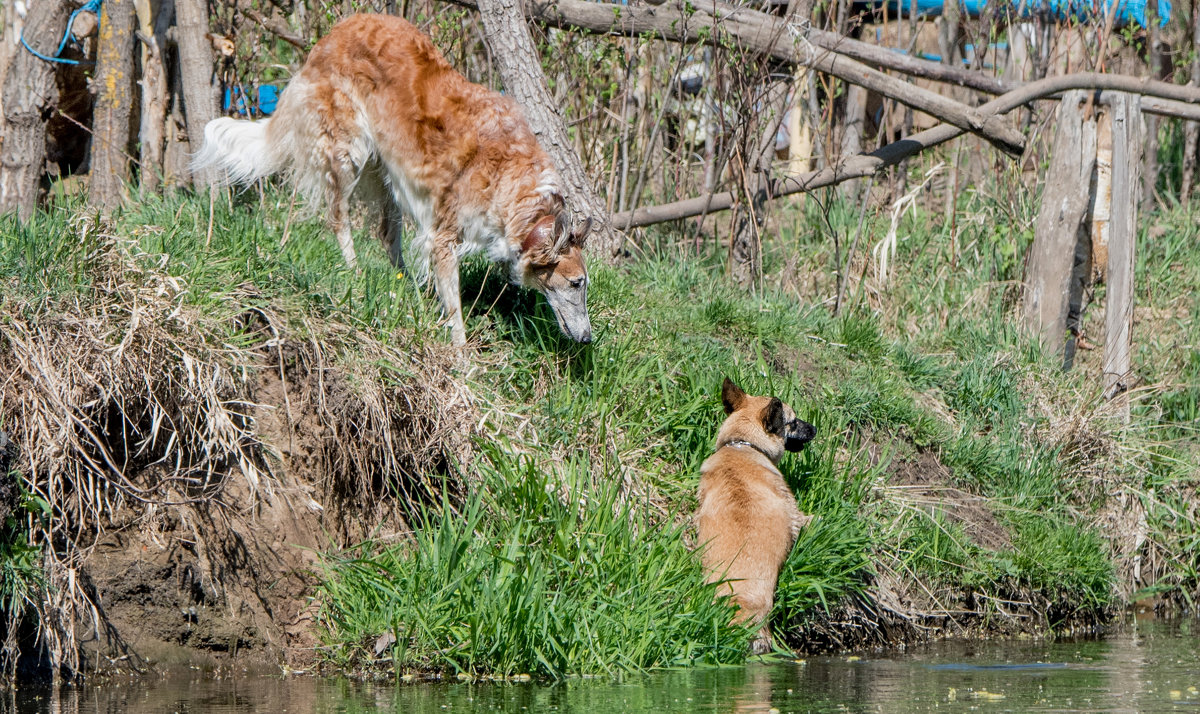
<box><xmin>6</xmin><ymin>619</ymin><xmax>1199</xmax><ymax>713</ymax></box>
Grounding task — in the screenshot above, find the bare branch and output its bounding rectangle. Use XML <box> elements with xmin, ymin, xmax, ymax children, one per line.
<box><xmin>613</xmin><ymin>74</ymin><xmax>1198</xmax><ymax>229</ymax></box>
<box><xmin>242</xmin><ymin>8</ymin><xmax>307</xmax><ymax>50</ymax></box>
<box><xmin>444</xmin><ymin>0</ymin><xmax>1026</xmax><ymax>154</ymax></box>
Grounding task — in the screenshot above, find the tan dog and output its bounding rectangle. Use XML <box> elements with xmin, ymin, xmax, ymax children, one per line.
<box><xmin>697</xmin><ymin>378</ymin><xmax>816</xmax><ymax>654</ymax></box>
<box><xmin>194</xmin><ymin>14</ymin><xmax>592</xmax><ymax>346</ymax></box>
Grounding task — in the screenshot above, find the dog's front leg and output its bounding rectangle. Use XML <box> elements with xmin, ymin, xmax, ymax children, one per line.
<box><xmin>430</xmin><ymin>233</ymin><xmax>466</xmax><ymax>346</ymax></box>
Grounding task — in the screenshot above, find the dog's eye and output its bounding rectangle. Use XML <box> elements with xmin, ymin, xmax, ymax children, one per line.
<box><xmin>568</xmin><ymin>277</ymin><xmax>585</xmax><ymax>289</ymax></box>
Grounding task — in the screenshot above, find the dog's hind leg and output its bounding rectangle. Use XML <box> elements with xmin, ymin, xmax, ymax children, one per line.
<box><xmin>360</xmin><ymin>164</ymin><xmax>408</xmax><ymax>273</ymax></box>
<box><xmin>323</xmin><ymin>150</ymin><xmax>359</xmax><ymax>269</ymax></box>
<box><xmin>381</xmin><ymin>200</ymin><xmax>407</xmax><ymax>273</ymax></box>
<box><xmin>731</xmin><ymin>586</ymin><xmax>776</xmax><ymax>654</ymax></box>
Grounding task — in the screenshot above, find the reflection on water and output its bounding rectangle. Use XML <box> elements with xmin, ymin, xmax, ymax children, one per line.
<box><xmin>4</xmin><ymin>619</ymin><xmax>1198</xmax><ymax>713</ymax></box>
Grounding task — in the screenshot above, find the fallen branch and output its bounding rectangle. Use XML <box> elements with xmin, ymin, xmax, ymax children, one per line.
<box><xmin>613</xmin><ymin>75</ymin><xmax>1191</xmax><ymax>229</ymax></box>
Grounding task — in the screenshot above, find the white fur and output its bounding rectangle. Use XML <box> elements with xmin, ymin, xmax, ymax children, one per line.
<box><xmin>191</xmin><ymin>117</ymin><xmax>279</xmax><ymax>184</ymax></box>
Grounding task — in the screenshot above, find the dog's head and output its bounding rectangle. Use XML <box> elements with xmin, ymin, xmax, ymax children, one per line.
<box><xmin>519</xmin><ymin>213</ymin><xmax>593</xmax><ymax>343</ymax></box>
<box><xmin>717</xmin><ymin>378</ymin><xmax>816</xmax><ymax>462</ymax></box>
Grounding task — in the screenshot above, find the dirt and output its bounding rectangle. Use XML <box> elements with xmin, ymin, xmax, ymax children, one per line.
<box><xmin>75</xmin><ymin>326</ymin><xmax>478</xmax><ymax>675</ymax></box>
<box><xmin>887</xmin><ymin>450</ymin><xmax>1012</xmax><ymax>552</ymax></box>
<box><xmin>78</xmin><ymin>368</ymin><xmax>351</xmax><ymax>675</ymax></box>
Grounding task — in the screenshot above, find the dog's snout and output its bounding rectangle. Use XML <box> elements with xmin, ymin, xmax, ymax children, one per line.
<box><xmin>783</xmin><ymin>418</ymin><xmax>816</xmax><ymax>453</ymax></box>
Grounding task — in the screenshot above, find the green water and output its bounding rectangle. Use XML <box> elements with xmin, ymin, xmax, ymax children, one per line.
<box><xmin>6</xmin><ymin>619</ymin><xmax>1199</xmax><ymax>713</ymax></box>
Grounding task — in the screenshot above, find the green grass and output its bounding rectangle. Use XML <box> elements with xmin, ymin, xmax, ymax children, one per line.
<box><xmin>0</xmin><ymin>176</ymin><xmax>1197</xmax><ymax>677</ymax></box>
<box><xmin>318</xmin><ymin>444</ymin><xmax>753</xmax><ymax>678</ymax></box>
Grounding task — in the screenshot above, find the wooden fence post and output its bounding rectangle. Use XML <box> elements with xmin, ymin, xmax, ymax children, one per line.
<box><xmin>1023</xmin><ymin>90</ymin><xmax>1097</xmax><ymax>359</ymax></box>
<box><xmin>1101</xmin><ymin>92</ymin><xmax>1143</xmax><ymax>420</ymax></box>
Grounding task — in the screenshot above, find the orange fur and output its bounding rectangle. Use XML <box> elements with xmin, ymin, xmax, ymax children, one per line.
<box><xmin>195</xmin><ymin>14</ymin><xmax>592</xmax><ymax>346</ymax></box>
<box><xmin>696</xmin><ymin>379</ymin><xmax>815</xmax><ymax>654</ymax></box>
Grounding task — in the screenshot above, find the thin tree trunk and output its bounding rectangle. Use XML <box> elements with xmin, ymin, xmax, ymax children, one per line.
<box><xmin>0</xmin><ymin>0</ymin><xmax>72</xmax><ymax>219</ymax></box>
<box><xmin>90</xmin><ymin>0</ymin><xmax>138</xmax><ymax>209</ymax></box>
<box><xmin>136</xmin><ymin>0</ymin><xmax>170</xmax><ymax>192</ymax></box>
<box><xmin>474</xmin><ymin>0</ymin><xmax>621</xmax><ymax>258</ymax></box>
<box><xmin>1142</xmin><ymin>0</ymin><xmax>1162</xmax><ymax>211</ymax></box>
<box><xmin>730</xmin><ymin>0</ymin><xmax>808</xmax><ymax>286</ymax></box>
<box><xmin>1181</xmin><ymin>0</ymin><xmax>1200</xmax><ymax>200</ymax></box>
<box><xmin>175</xmin><ymin>0</ymin><xmax>219</xmax><ymax>189</ymax></box>
<box><xmin>730</xmin><ymin>79</ymin><xmax>791</xmax><ymax>286</ymax></box>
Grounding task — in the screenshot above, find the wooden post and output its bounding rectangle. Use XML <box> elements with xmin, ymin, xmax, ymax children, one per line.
<box><xmin>1023</xmin><ymin>90</ymin><xmax>1097</xmax><ymax>358</ymax></box>
<box><xmin>838</xmin><ymin>83</ymin><xmax>867</xmax><ymax>201</ymax></box>
<box><xmin>1101</xmin><ymin>92</ymin><xmax>1142</xmax><ymax>420</ymax></box>
<box><xmin>0</xmin><ymin>0</ymin><xmax>72</xmax><ymax>219</ymax></box>
<box><xmin>90</xmin><ymin>0</ymin><xmax>138</xmax><ymax>210</ymax></box>
<box><xmin>1091</xmin><ymin>109</ymin><xmax>1112</xmax><ymax>283</ymax></box>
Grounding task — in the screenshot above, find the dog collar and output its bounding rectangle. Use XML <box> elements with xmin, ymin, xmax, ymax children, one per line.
<box><xmin>720</xmin><ymin>439</ymin><xmax>775</xmax><ymax>461</ymax></box>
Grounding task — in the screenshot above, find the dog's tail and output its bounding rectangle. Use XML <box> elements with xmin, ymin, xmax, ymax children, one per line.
<box><xmin>191</xmin><ymin>117</ymin><xmax>281</xmax><ymax>185</ymax></box>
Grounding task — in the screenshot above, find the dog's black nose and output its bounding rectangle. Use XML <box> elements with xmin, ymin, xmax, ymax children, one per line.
<box><xmin>576</xmin><ymin>329</ymin><xmax>592</xmax><ymax>344</ymax></box>
<box><xmin>784</xmin><ymin>419</ymin><xmax>816</xmax><ymax>453</ymax></box>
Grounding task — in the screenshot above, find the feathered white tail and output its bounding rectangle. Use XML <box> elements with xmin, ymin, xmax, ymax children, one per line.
<box><xmin>191</xmin><ymin>118</ymin><xmax>280</xmax><ymax>185</ymax></box>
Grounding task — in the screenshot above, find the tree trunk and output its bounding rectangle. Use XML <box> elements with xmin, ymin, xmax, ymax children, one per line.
<box><xmin>0</xmin><ymin>0</ymin><xmax>21</xmax><ymax>139</ymax></box>
<box><xmin>474</xmin><ymin>0</ymin><xmax>621</xmax><ymax>258</ymax></box>
<box><xmin>90</xmin><ymin>0</ymin><xmax>138</xmax><ymax>209</ymax></box>
<box><xmin>1181</xmin><ymin>0</ymin><xmax>1200</xmax><ymax>200</ymax></box>
<box><xmin>0</xmin><ymin>0</ymin><xmax>73</xmax><ymax>219</ymax></box>
<box><xmin>136</xmin><ymin>0</ymin><xmax>173</xmax><ymax>192</ymax></box>
<box><xmin>175</xmin><ymin>0</ymin><xmax>219</xmax><ymax>189</ymax></box>
<box><xmin>1142</xmin><ymin>1</ymin><xmax>1162</xmax><ymax>211</ymax></box>
<box><xmin>729</xmin><ymin>0</ymin><xmax>808</xmax><ymax>286</ymax></box>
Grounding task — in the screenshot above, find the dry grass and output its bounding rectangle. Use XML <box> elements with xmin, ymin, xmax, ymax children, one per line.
<box><xmin>0</xmin><ymin>215</ymin><xmax>476</xmax><ymax>679</ymax></box>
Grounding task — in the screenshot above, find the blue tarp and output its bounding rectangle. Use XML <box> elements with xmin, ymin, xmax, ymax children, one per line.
<box><xmin>868</xmin><ymin>0</ymin><xmax>1169</xmax><ymax>27</ymax></box>
<box><xmin>222</xmin><ymin>85</ymin><xmax>280</xmax><ymax>117</ymax></box>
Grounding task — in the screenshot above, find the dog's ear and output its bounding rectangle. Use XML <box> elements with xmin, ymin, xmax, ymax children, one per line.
<box><xmin>522</xmin><ymin>215</ymin><xmax>559</xmax><ymax>266</ymax></box>
<box><xmin>762</xmin><ymin>397</ymin><xmax>785</xmax><ymax>436</ymax></box>
<box><xmin>721</xmin><ymin>378</ymin><xmax>745</xmax><ymax>415</ymax></box>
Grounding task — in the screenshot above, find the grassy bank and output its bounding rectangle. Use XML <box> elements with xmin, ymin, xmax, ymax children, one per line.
<box><xmin>0</xmin><ymin>181</ymin><xmax>1196</xmax><ymax>679</ymax></box>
